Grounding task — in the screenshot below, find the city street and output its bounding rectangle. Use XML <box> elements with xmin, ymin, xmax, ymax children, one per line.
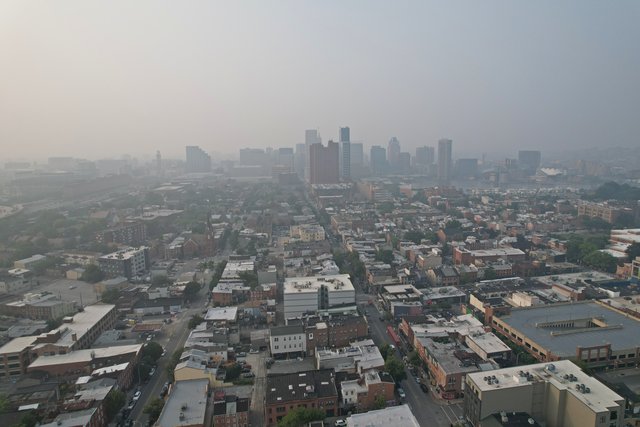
<box><xmin>128</xmin><ymin>284</ymin><xmax>210</xmax><ymax>426</ymax></box>
<box><xmin>360</xmin><ymin>297</ymin><xmax>464</xmax><ymax>427</ymax></box>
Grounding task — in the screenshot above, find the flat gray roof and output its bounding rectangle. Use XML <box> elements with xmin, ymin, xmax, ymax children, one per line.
<box><xmin>498</xmin><ymin>301</ymin><xmax>640</xmax><ymax>357</ymax></box>
<box><xmin>156</xmin><ymin>378</ymin><xmax>208</xmax><ymax>427</ymax></box>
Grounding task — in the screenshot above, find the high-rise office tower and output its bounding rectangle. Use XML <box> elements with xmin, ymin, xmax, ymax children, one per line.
<box><xmin>308</xmin><ymin>141</ymin><xmax>339</xmax><ymax>184</ymax></box>
<box><xmin>304</xmin><ymin>129</ymin><xmax>322</xmax><ymax>182</ymax></box>
<box><xmin>455</xmin><ymin>158</ymin><xmax>478</xmax><ymax>178</ymax></box>
<box><xmin>415</xmin><ymin>146</ymin><xmax>435</xmax><ymax>166</ymax></box>
<box><xmin>350</xmin><ymin>143</ymin><xmax>364</xmax><ymax>166</ymax></box>
<box><xmin>437</xmin><ymin>138</ymin><xmax>453</xmax><ymax>184</ymax></box>
<box><xmin>156</xmin><ymin>150</ymin><xmax>162</xmax><ymax>176</ymax></box>
<box><xmin>370</xmin><ymin>145</ymin><xmax>387</xmax><ymax>176</ymax></box>
<box><xmin>518</xmin><ymin>150</ymin><xmax>541</xmax><ymax>175</ymax></box>
<box><xmin>387</xmin><ymin>137</ymin><xmax>401</xmax><ymax>171</ymax></box>
<box><xmin>294</xmin><ymin>143</ymin><xmax>306</xmax><ymax>178</ymax></box>
<box><xmin>185</xmin><ymin>146</ymin><xmax>211</xmax><ymax>173</ymax></box>
<box><xmin>339</xmin><ymin>126</ymin><xmax>351</xmax><ymax>180</ymax></box>
<box><xmin>398</xmin><ymin>152</ymin><xmax>411</xmax><ymax>172</ymax></box>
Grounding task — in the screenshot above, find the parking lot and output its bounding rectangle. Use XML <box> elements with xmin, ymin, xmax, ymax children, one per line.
<box><xmin>36</xmin><ymin>278</ymin><xmax>100</xmax><ymax>306</ymax></box>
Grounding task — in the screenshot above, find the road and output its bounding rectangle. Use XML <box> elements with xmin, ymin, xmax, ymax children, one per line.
<box><xmin>127</xmin><ymin>285</ymin><xmax>210</xmax><ymax>426</ymax></box>
<box><xmin>360</xmin><ymin>300</ymin><xmax>463</xmax><ymax>427</ymax></box>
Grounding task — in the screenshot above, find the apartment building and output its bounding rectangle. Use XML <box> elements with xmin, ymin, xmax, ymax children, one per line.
<box><xmin>283</xmin><ymin>274</ymin><xmax>355</xmax><ymax>321</ymax></box>
<box><xmin>98</xmin><ymin>247</ymin><xmax>150</xmax><ymax>279</ymax></box>
<box><xmin>464</xmin><ymin>360</ymin><xmax>624</xmax><ymax>427</ymax></box>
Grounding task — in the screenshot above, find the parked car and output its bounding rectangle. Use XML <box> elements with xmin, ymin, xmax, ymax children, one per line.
<box><xmin>335</xmin><ymin>420</ymin><xmax>347</xmax><ymax>427</ymax></box>
<box><xmin>237</xmin><ymin>352</ymin><xmax>247</xmax><ymax>358</ymax></box>
<box><xmin>397</xmin><ymin>387</ymin><xmax>406</xmax><ymax>399</ymax></box>
<box><xmin>241</xmin><ymin>372</ymin><xmax>255</xmax><ymax>378</ymax></box>
<box><xmin>420</xmin><ymin>383</ymin><xmax>429</xmax><ymax>393</ymax></box>
<box><xmin>133</xmin><ymin>391</ymin><xmax>141</xmax><ymax>401</ymax></box>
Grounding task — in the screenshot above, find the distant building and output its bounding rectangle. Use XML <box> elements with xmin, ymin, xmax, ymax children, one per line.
<box><xmin>308</xmin><ymin>141</ymin><xmax>340</xmax><ymax>184</ymax></box>
<box><xmin>415</xmin><ymin>145</ymin><xmax>435</xmax><ymax>166</ymax></box>
<box><xmin>1</xmin><ymin>293</ymin><xmax>76</xmax><ymax>320</ymax></box>
<box><xmin>387</xmin><ymin>137</ymin><xmax>401</xmax><ymax>171</ymax></box>
<box><xmin>464</xmin><ymin>360</ymin><xmax>624</xmax><ymax>427</ymax></box>
<box><xmin>437</xmin><ymin>138</ymin><xmax>453</xmax><ymax>184</ymax></box>
<box><xmin>96</xmin><ymin>221</ymin><xmax>147</xmax><ymax>246</ymax></box>
<box><xmin>577</xmin><ymin>201</ymin><xmax>623</xmax><ymax>224</ymax></box>
<box><xmin>340</xmin><ymin>127</ymin><xmax>351</xmax><ymax>180</ymax></box>
<box><xmin>98</xmin><ymin>247</ymin><xmax>150</xmax><ymax>279</ymax></box>
<box><xmin>185</xmin><ymin>145</ymin><xmax>211</xmax><ymax>173</ymax></box>
<box><xmin>350</xmin><ymin>142</ymin><xmax>364</xmax><ymax>166</ymax></box>
<box><xmin>397</xmin><ymin>152</ymin><xmax>411</xmax><ymax>172</ymax></box>
<box><xmin>518</xmin><ymin>150</ymin><xmax>541</xmax><ymax>175</ymax></box>
<box><xmin>370</xmin><ymin>146</ymin><xmax>387</xmax><ymax>176</ymax></box>
<box><xmin>455</xmin><ymin>158</ymin><xmax>478</xmax><ymax>178</ymax></box>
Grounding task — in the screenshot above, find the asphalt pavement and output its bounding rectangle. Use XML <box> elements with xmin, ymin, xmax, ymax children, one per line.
<box><xmin>361</xmin><ymin>297</ymin><xmax>464</xmax><ymax>427</ymax></box>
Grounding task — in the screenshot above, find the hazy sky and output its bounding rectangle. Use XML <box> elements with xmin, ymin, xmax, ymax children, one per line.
<box><xmin>1</xmin><ymin>1</ymin><xmax>639</xmax><ymax>162</ymax></box>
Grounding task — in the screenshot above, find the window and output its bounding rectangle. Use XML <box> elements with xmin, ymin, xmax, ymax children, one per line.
<box><xmin>308</xmin><ymin>333</ymin><xmax>314</xmax><ymax>340</ymax></box>
<box><xmin>274</xmin><ymin>337</ymin><xmax>279</xmax><ymax>342</ymax></box>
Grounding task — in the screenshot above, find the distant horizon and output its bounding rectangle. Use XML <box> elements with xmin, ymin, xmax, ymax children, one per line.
<box><xmin>2</xmin><ymin>1</ymin><xmax>638</xmax><ymax>161</ymax></box>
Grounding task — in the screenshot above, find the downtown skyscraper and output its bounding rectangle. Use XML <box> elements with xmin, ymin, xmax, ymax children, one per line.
<box><xmin>437</xmin><ymin>138</ymin><xmax>453</xmax><ymax>184</ymax></box>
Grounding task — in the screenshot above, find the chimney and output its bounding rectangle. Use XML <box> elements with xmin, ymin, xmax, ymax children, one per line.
<box><xmin>72</xmin><ymin>333</ymin><xmax>77</xmax><ymax>342</ymax></box>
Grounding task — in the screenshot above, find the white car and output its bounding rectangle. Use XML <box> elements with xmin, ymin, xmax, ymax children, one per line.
<box><xmin>398</xmin><ymin>387</ymin><xmax>406</xmax><ymax>399</ymax></box>
<box><xmin>133</xmin><ymin>391</ymin><xmax>141</xmax><ymax>401</ymax></box>
<box><xmin>335</xmin><ymin>420</ymin><xmax>347</xmax><ymax>427</ymax></box>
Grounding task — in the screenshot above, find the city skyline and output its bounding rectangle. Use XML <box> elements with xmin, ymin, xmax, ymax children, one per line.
<box><xmin>2</xmin><ymin>1</ymin><xmax>639</xmax><ymax>160</ymax></box>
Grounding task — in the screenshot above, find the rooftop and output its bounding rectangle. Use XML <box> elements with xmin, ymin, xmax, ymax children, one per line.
<box><xmin>467</xmin><ymin>360</ymin><xmax>623</xmax><ymax>413</ymax></box>
<box><xmin>28</xmin><ymin>344</ymin><xmax>141</xmax><ymax>368</ymax></box>
<box><xmin>496</xmin><ymin>301</ymin><xmax>640</xmax><ymax>357</ymax></box>
<box><xmin>156</xmin><ymin>378</ymin><xmax>209</xmax><ymax>427</ymax></box>
<box><xmin>204</xmin><ymin>306</ymin><xmax>238</xmax><ymax>322</ymax></box>
<box><xmin>266</xmin><ymin>369</ymin><xmax>337</xmax><ymax>405</ymax></box>
<box><xmin>284</xmin><ymin>274</ymin><xmax>354</xmax><ymax>294</ymax></box>
<box><xmin>346</xmin><ymin>404</ymin><xmax>420</xmax><ymax>427</ymax></box>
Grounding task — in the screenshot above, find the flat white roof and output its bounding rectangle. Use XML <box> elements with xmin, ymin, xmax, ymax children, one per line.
<box><xmin>29</xmin><ymin>344</ymin><xmax>141</xmax><ymax>368</ymax></box>
<box><xmin>284</xmin><ymin>274</ymin><xmax>354</xmax><ymax>294</ymax></box>
<box><xmin>0</xmin><ymin>335</ymin><xmax>38</xmax><ymax>355</ymax></box>
<box><xmin>55</xmin><ymin>304</ymin><xmax>115</xmax><ymax>347</ymax></box>
<box><xmin>204</xmin><ymin>306</ymin><xmax>238</xmax><ymax>321</ymax></box>
<box><xmin>466</xmin><ymin>332</ymin><xmax>511</xmax><ymax>354</ymax></box>
<box><xmin>156</xmin><ymin>378</ymin><xmax>208</xmax><ymax>427</ymax></box>
<box><xmin>467</xmin><ymin>360</ymin><xmax>623</xmax><ymax>412</ymax></box>
<box><xmin>347</xmin><ymin>404</ymin><xmax>419</xmax><ymax>427</ymax></box>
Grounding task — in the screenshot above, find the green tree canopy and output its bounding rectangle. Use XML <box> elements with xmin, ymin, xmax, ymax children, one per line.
<box><xmin>101</xmin><ymin>288</ymin><xmax>121</xmax><ymax>304</ymax></box>
<box><xmin>277</xmin><ymin>407</ymin><xmax>325</xmax><ymax>427</ymax></box>
<box><xmin>188</xmin><ymin>314</ymin><xmax>204</xmax><ymax>329</ymax></box>
<box><xmin>184</xmin><ymin>281</ymin><xmax>202</xmax><ymax>300</ymax></box>
<box><xmin>385</xmin><ymin>355</ymin><xmax>407</xmax><ymax>382</ymax></box>
<box><xmin>104</xmin><ymin>389</ymin><xmax>126</xmax><ymax>421</ymax></box>
<box><xmin>144</xmin><ymin>398</ymin><xmax>165</xmax><ymax>425</ymax></box>
<box><xmin>81</xmin><ymin>264</ymin><xmax>104</xmax><ymax>283</ymax></box>
<box><xmin>626</xmin><ymin>243</ymin><xmax>640</xmax><ymax>260</ymax></box>
<box><xmin>142</xmin><ymin>341</ymin><xmax>163</xmax><ymax>362</ymax></box>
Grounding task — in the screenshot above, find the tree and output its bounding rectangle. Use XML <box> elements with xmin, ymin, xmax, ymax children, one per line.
<box><xmin>407</xmin><ymin>351</ymin><xmax>421</xmax><ymax>367</ymax></box>
<box><xmin>238</xmin><ymin>271</ymin><xmax>259</xmax><ymax>289</ymax></box>
<box><xmin>0</xmin><ymin>393</ymin><xmax>10</xmax><ymax>414</ymax></box>
<box><xmin>144</xmin><ymin>398</ymin><xmax>165</xmax><ymax>425</ymax></box>
<box><xmin>184</xmin><ymin>281</ymin><xmax>202</xmax><ymax>300</ymax></box>
<box><xmin>404</xmin><ymin>230</ymin><xmax>426</xmax><ymax>244</ymax></box>
<box><xmin>81</xmin><ymin>264</ymin><xmax>104</xmax><ymax>283</ymax></box>
<box><xmin>277</xmin><ymin>407</ymin><xmax>325</xmax><ymax>427</ymax></box>
<box><xmin>627</xmin><ymin>243</ymin><xmax>640</xmax><ymax>261</ymax></box>
<box><xmin>13</xmin><ymin>411</ymin><xmax>39</xmax><ymax>427</ymax></box>
<box><xmin>378</xmin><ymin>202</ymin><xmax>394</xmax><ymax>215</ymax></box>
<box><xmin>385</xmin><ymin>355</ymin><xmax>407</xmax><ymax>382</ymax></box>
<box><xmin>483</xmin><ymin>267</ymin><xmax>497</xmax><ymax>280</ymax></box>
<box><xmin>151</xmin><ymin>275</ymin><xmax>171</xmax><ymax>286</ymax></box>
<box><xmin>379</xmin><ymin>343</ymin><xmax>391</xmax><ymax>361</ymax></box>
<box><xmin>375</xmin><ymin>249</ymin><xmax>394</xmax><ymax>264</ymax></box>
<box><xmin>166</xmin><ymin>347</ymin><xmax>183</xmax><ymax>381</ymax></box>
<box><xmin>101</xmin><ymin>288</ymin><xmax>121</xmax><ymax>304</ymax></box>
<box><xmin>142</xmin><ymin>341</ymin><xmax>163</xmax><ymax>363</ymax></box>
<box><xmin>104</xmin><ymin>389</ymin><xmax>126</xmax><ymax>421</ymax></box>
<box><xmin>225</xmin><ymin>364</ymin><xmax>242</xmax><ymax>381</ymax></box>
<box><xmin>373</xmin><ymin>394</ymin><xmax>386</xmax><ymax>410</ymax></box>
<box><xmin>188</xmin><ymin>314</ymin><xmax>204</xmax><ymax>329</ymax></box>
<box><xmin>583</xmin><ymin>251</ymin><xmax>617</xmax><ymax>273</ymax></box>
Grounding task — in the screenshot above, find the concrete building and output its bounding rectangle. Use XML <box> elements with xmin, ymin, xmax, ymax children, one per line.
<box><xmin>96</xmin><ymin>221</ymin><xmax>147</xmax><ymax>246</ymax></box>
<box><xmin>156</xmin><ymin>378</ymin><xmax>209</xmax><ymax>427</ymax></box>
<box><xmin>437</xmin><ymin>138</ymin><xmax>453</xmax><ymax>184</ymax></box>
<box><xmin>491</xmin><ymin>301</ymin><xmax>640</xmax><ymax>369</ymax></box>
<box><xmin>308</xmin><ymin>141</ymin><xmax>340</xmax><ymax>184</ymax></box>
<box><xmin>283</xmin><ymin>274</ymin><xmax>355</xmax><ymax>321</ymax></box>
<box><xmin>387</xmin><ymin>137</ymin><xmax>401</xmax><ymax>171</ymax></box>
<box><xmin>212</xmin><ymin>394</ymin><xmax>250</xmax><ymax>427</ymax></box>
<box><xmin>1</xmin><ymin>292</ymin><xmax>76</xmax><ymax>320</ymax></box>
<box><xmin>346</xmin><ymin>404</ymin><xmax>420</xmax><ymax>427</ymax></box>
<box><xmin>98</xmin><ymin>247</ymin><xmax>150</xmax><ymax>279</ymax></box>
<box><xmin>340</xmin><ymin>126</ymin><xmax>351</xmax><ymax>180</ymax></box>
<box><xmin>464</xmin><ymin>360</ymin><xmax>624</xmax><ymax>427</ymax></box>
<box><xmin>265</xmin><ymin>369</ymin><xmax>338</xmax><ymax>426</ymax></box>
<box><xmin>305</xmin><ymin>314</ymin><xmax>369</xmax><ymax>356</ymax></box>
<box><xmin>370</xmin><ymin>146</ymin><xmax>387</xmax><ymax>176</ymax></box>
<box><xmin>185</xmin><ymin>145</ymin><xmax>211</xmax><ymax>173</ymax></box>
<box><xmin>270</xmin><ymin>325</ymin><xmax>306</xmax><ymax>358</ymax></box>
<box><xmin>13</xmin><ymin>254</ymin><xmax>47</xmax><ymax>270</ymax></box>
<box><xmin>518</xmin><ymin>150</ymin><xmax>541</xmax><ymax>175</ymax></box>
<box><xmin>577</xmin><ymin>201</ymin><xmax>623</xmax><ymax>224</ymax></box>
<box><xmin>340</xmin><ymin>370</ymin><xmax>395</xmax><ymax>412</ymax></box>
